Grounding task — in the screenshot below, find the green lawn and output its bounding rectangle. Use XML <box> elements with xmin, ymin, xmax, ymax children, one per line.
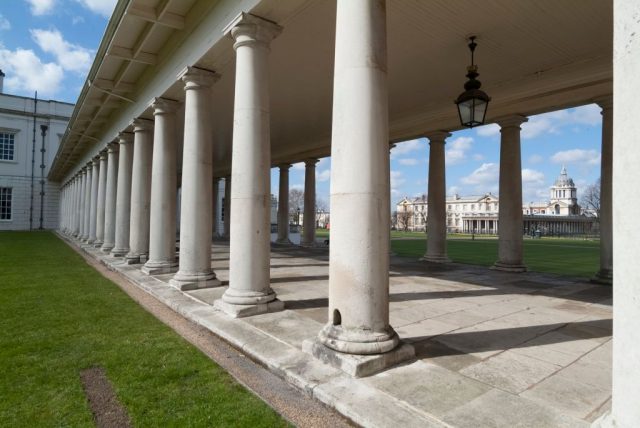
<box><xmin>0</xmin><ymin>232</ymin><xmax>287</xmax><ymax>427</ymax></box>
<box><xmin>314</xmin><ymin>229</ymin><xmax>599</xmax><ymax>278</ymax></box>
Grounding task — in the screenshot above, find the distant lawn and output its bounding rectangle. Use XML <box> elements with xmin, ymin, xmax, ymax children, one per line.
<box><xmin>0</xmin><ymin>232</ymin><xmax>287</xmax><ymax>427</ymax></box>
<box><xmin>314</xmin><ymin>229</ymin><xmax>599</xmax><ymax>278</ymax></box>
<box><xmin>391</xmin><ymin>237</ymin><xmax>599</xmax><ymax>278</ymax></box>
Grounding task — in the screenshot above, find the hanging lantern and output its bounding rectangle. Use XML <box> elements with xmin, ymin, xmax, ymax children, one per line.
<box><xmin>455</xmin><ymin>36</ymin><xmax>491</xmax><ymax>128</ymax></box>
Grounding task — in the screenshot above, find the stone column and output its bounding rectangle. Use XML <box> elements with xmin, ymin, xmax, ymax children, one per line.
<box><xmin>78</xmin><ymin>168</ymin><xmax>86</xmax><ymax>239</ymax></box>
<box><xmin>301</xmin><ymin>159</ymin><xmax>318</xmax><ymax>247</ymax></box>
<box><xmin>492</xmin><ymin>115</ymin><xmax>528</xmax><ymax>272</ymax></box>
<box><xmin>169</xmin><ymin>67</ymin><xmax>221</xmax><ymax>290</ymax></box>
<box><xmin>597</xmin><ymin>3</ymin><xmax>638</xmax><ymax>425</ymax></box>
<box><xmin>142</xmin><ymin>98</ymin><xmax>180</xmax><ymax>275</ymax></box>
<box><xmin>111</xmin><ymin>133</ymin><xmax>134</xmax><ymax>257</ymax></box>
<box><xmin>88</xmin><ymin>157</ymin><xmax>100</xmax><ymax>244</ymax></box>
<box><xmin>125</xmin><ymin>119</ymin><xmax>154</xmax><ymax>264</ymax></box>
<box><xmin>593</xmin><ymin>96</ymin><xmax>613</xmax><ymax>284</ymax></box>
<box><xmin>306</xmin><ymin>0</ymin><xmax>413</xmax><ymax>376</ymax></box>
<box><xmin>223</xmin><ymin>176</ymin><xmax>231</xmax><ymax>238</ymax></box>
<box><xmin>71</xmin><ymin>177</ymin><xmax>77</xmax><ymax>235</ymax></box>
<box><xmin>83</xmin><ymin>163</ymin><xmax>93</xmax><ymax>242</ymax></box>
<box><xmin>212</xmin><ymin>177</ymin><xmax>220</xmax><ymax>237</ymax></box>
<box><xmin>215</xmin><ymin>13</ymin><xmax>283</xmax><ymax>317</ymax></box>
<box><xmin>74</xmin><ymin>174</ymin><xmax>82</xmax><ymax>237</ymax></box>
<box><xmin>94</xmin><ymin>151</ymin><xmax>108</xmax><ymax>247</ymax></box>
<box><xmin>422</xmin><ymin>131</ymin><xmax>451</xmax><ymax>263</ymax></box>
<box><xmin>276</xmin><ymin>164</ymin><xmax>292</xmax><ymax>244</ymax></box>
<box><xmin>101</xmin><ymin>143</ymin><xmax>119</xmax><ymax>253</ymax></box>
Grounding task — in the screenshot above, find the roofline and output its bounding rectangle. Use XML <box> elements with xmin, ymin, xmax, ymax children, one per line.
<box><xmin>0</xmin><ymin>92</ymin><xmax>75</xmax><ymax>106</ymax></box>
<box><xmin>49</xmin><ymin>0</ymin><xmax>132</xmax><ymax>183</ymax></box>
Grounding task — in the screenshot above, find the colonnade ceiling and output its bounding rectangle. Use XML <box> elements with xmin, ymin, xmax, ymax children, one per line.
<box><xmin>51</xmin><ymin>0</ymin><xmax>612</xmax><ymax>182</ymax></box>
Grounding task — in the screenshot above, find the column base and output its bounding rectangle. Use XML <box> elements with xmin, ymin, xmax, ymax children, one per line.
<box><xmin>124</xmin><ymin>252</ymin><xmax>147</xmax><ymax>265</ymax></box>
<box><xmin>420</xmin><ymin>254</ymin><xmax>451</xmax><ymax>263</ymax></box>
<box><xmin>591</xmin><ymin>269</ymin><xmax>613</xmax><ymax>286</ymax></box>
<box><xmin>302</xmin><ymin>338</ymin><xmax>415</xmax><ymax>378</ymax></box>
<box><xmin>169</xmin><ymin>271</ymin><xmax>221</xmax><ymax>291</ymax></box>
<box><xmin>491</xmin><ymin>261</ymin><xmax>528</xmax><ymax>273</ymax></box>
<box><xmin>213</xmin><ymin>298</ymin><xmax>284</xmax><ymax>319</ymax></box>
<box><xmin>110</xmin><ymin>247</ymin><xmax>129</xmax><ymax>257</ymax></box>
<box><xmin>87</xmin><ymin>238</ymin><xmax>95</xmax><ymax>245</ymax></box>
<box><xmin>318</xmin><ymin>324</ymin><xmax>400</xmax><ymax>355</ymax></box>
<box><xmin>100</xmin><ymin>243</ymin><xmax>114</xmax><ymax>253</ymax></box>
<box><xmin>274</xmin><ymin>238</ymin><xmax>293</xmax><ymax>245</ymax></box>
<box><xmin>141</xmin><ymin>260</ymin><xmax>178</xmax><ymax>275</ymax></box>
<box><xmin>93</xmin><ymin>240</ymin><xmax>103</xmax><ymax>248</ymax></box>
<box><xmin>300</xmin><ymin>240</ymin><xmax>320</xmax><ymax>248</ymax></box>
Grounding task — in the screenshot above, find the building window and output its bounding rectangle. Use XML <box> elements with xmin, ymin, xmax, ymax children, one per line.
<box><xmin>0</xmin><ymin>187</ymin><xmax>11</xmax><ymax>220</ymax></box>
<box><xmin>471</xmin><ymin>204</ymin><xmax>475</xmax><ymax>210</ymax></box>
<box><xmin>0</xmin><ymin>132</ymin><xmax>15</xmax><ymax>161</ymax></box>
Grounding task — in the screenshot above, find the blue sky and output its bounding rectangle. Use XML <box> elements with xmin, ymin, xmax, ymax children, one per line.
<box><xmin>1</xmin><ymin>1</ymin><xmax>602</xmax><ymax>210</ymax></box>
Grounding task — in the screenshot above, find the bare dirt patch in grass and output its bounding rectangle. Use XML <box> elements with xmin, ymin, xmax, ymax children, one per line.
<box><xmin>80</xmin><ymin>367</ymin><xmax>131</xmax><ymax>428</ymax></box>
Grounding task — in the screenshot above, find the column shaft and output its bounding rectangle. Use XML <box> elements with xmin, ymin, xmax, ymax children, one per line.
<box><xmin>143</xmin><ymin>98</ymin><xmax>180</xmax><ymax>275</ymax></box>
<box><xmin>217</xmin><ymin>12</ymin><xmax>283</xmax><ymax>316</ymax></box>
<box><xmin>492</xmin><ymin>115</ymin><xmax>528</xmax><ymax>272</ymax></box>
<box><xmin>101</xmin><ymin>144</ymin><xmax>119</xmax><ymax>252</ymax></box>
<box><xmin>83</xmin><ymin>164</ymin><xmax>92</xmax><ymax>241</ymax></box>
<box><xmin>170</xmin><ymin>67</ymin><xmax>220</xmax><ymax>290</ymax></box>
<box><xmin>111</xmin><ymin>133</ymin><xmax>134</xmax><ymax>256</ymax></box>
<box><xmin>319</xmin><ymin>0</ymin><xmax>400</xmax><ymax>355</ymax></box>
<box><xmin>94</xmin><ymin>151</ymin><xmax>108</xmax><ymax>247</ymax></box>
<box><xmin>423</xmin><ymin>132</ymin><xmax>451</xmax><ymax>263</ymax></box>
<box><xmin>594</xmin><ymin>96</ymin><xmax>613</xmax><ymax>283</ymax></box>
<box><xmin>301</xmin><ymin>159</ymin><xmax>318</xmax><ymax>246</ymax></box>
<box><xmin>276</xmin><ymin>165</ymin><xmax>291</xmax><ymax>244</ymax></box>
<box><xmin>212</xmin><ymin>177</ymin><xmax>220</xmax><ymax>237</ymax></box>
<box><xmin>223</xmin><ymin>176</ymin><xmax>231</xmax><ymax>238</ymax></box>
<box><xmin>126</xmin><ymin>119</ymin><xmax>154</xmax><ymax>264</ymax></box>
<box><xmin>78</xmin><ymin>169</ymin><xmax>87</xmax><ymax>239</ymax></box>
<box><xmin>88</xmin><ymin>158</ymin><xmax>100</xmax><ymax>243</ymax></box>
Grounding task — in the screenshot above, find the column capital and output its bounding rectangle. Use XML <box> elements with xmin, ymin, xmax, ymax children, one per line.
<box><xmin>99</xmin><ymin>149</ymin><xmax>108</xmax><ymax>160</ymax></box>
<box><xmin>277</xmin><ymin>163</ymin><xmax>292</xmax><ymax>170</ymax></box>
<box><xmin>118</xmin><ymin>132</ymin><xmax>134</xmax><ymax>145</ymax></box>
<box><xmin>91</xmin><ymin>156</ymin><xmax>100</xmax><ymax>166</ymax></box>
<box><xmin>304</xmin><ymin>158</ymin><xmax>319</xmax><ymax>167</ymax></box>
<box><xmin>150</xmin><ymin>97</ymin><xmax>181</xmax><ymax>115</ymax></box>
<box><xmin>178</xmin><ymin>66</ymin><xmax>219</xmax><ymax>90</ymax></box>
<box><xmin>594</xmin><ymin>94</ymin><xmax>613</xmax><ymax>112</ymax></box>
<box><xmin>424</xmin><ymin>131</ymin><xmax>452</xmax><ymax>144</ymax></box>
<box><xmin>494</xmin><ymin>114</ymin><xmax>528</xmax><ymax>129</ymax></box>
<box><xmin>224</xmin><ymin>12</ymin><xmax>282</xmax><ymax>49</ymax></box>
<box><xmin>107</xmin><ymin>141</ymin><xmax>119</xmax><ymax>153</ymax></box>
<box><xmin>131</xmin><ymin>118</ymin><xmax>154</xmax><ymax>133</ymax></box>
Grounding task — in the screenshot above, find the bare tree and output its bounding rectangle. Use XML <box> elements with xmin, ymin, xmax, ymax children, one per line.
<box><xmin>581</xmin><ymin>178</ymin><xmax>600</xmax><ymax>219</ymax></box>
<box><xmin>397</xmin><ymin>210</ymin><xmax>412</xmax><ymax>232</ymax></box>
<box><xmin>315</xmin><ymin>197</ymin><xmax>329</xmax><ymax>228</ymax></box>
<box><xmin>289</xmin><ymin>189</ymin><xmax>304</xmax><ymax>224</ymax></box>
<box><xmin>415</xmin><ymin>194</ymin><xmax>428</xmax><ymax>233</ymax></box>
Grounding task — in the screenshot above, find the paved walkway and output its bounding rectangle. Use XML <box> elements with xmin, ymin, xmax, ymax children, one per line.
<box><xmin>74</xmin><ymin>238</ymin><xmax>612</xmax><ymax>428</ymax></box>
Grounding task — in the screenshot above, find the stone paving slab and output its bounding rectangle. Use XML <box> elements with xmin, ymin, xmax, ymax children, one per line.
<box><xmin>63</xmin><ymin>235</ymin><xmax>612</xmax><ymax>427</ymax></box>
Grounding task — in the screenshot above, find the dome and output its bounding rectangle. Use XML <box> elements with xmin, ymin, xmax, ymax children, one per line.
<box><xmin>554</xmin><ymin>165</ymin><xmax>575</xmax><ymax>187</ymax></box>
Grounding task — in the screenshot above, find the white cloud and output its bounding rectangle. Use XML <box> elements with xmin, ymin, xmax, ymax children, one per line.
<box><xmin>522</xmin><ymin>169</ymin><xmax>545</xmax><ymax>185</ymax></box>
<box><xmin>528</xmin><ymin>154</ymin><xmax>544</xmax><ymax>164</ymax></box>
<box><xmin>74</xmin><ymin>0</ymin><xmax>117</xmax><ymax>18</ymax></box>
<box><xmin>0</xmin><ymin>46</ymin><xmax>63</xmax><ymax>97</ymax></box>
<box><xmin>290</xmin><ymin>183</ymin><xmax>304</xmax><ymax>191</ymax></box>
<box><xmin>446</xmin><ymin>136</ymin><xmax>473</xmax><ymax>165</ymax></box>
<box><xmin>72</xmin><ymin>15</ymin><xmax>85</xmax><ymax>25</ymax></box>
<box><xmin>0</xmin><ymin>14</ymin><xmax>11</xmax><ymax>31</ymax></box>
<box><xmin>391</xmin><ymin>138</ymin><xmax>426</xmax><ymax>158</ymax></box>
<box><xmin>25</xmin><ymin>0</ymin><xmax>55</xmax><ymax>15</ymax></box>
<box><xmin>291</xmin><ymin>162</ymin><xmax>305</xmax><ymax>170</ymax></box>
<box><xmin>472</xmin><ymin>153</ymin><xmax>484</xmax><ymax>161</ymax></box>
<box><xmin>316</xmin><ymin>169</ymin><xmax>331</xmax><ymax>182</ymax></box>
<box><xmin>398</xmin><ymin>158</ymin><xmax>419</xmax><ymax>166</ymax></box>
<box><xmin>460</xmin><ymin>163</ymin><xmax>499</xmax><ymax>193</ymax></box>
<box><xmin>476</xmin><ymin>123</ymin><xmax>500</xmax><ymax>138</ymax></box>
<box><xmin>390</xmin><ymin>170</ymin><xmax>405</xmax><ymax>195</ymax></box>
<box><xmin>550</xmin><ymin>149</ymin><xmax>601</xmax><ymax>166</ymax></box>
<box><xmin>521</xmin><ymin>104</ymin><xmax>602</xmax><ymax>139</ymax></box>
<box><xmin>522</xmin><ymin>169</ymin><xmax>547</xmax><ymax>203</ymax></box>
<box><xmin>448</xmin><ymin>186</ymin><xmax>460</xmax><ymax>195</ymax></box>
<box><xmin>31</xmin><ymin>28</ymin><xmax>93</xmax><ymax>75</ymax></box>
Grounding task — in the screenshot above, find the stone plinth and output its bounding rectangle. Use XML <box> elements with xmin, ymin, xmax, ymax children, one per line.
<box><xmin>303</xmin><ymin>339</ymin><xmax>415</xmax><ymax>378</ymax></box>
<box><xmin>214</xmin><ymin>298</ymin><xmax>284</xmax><ymax>319</ymax></box>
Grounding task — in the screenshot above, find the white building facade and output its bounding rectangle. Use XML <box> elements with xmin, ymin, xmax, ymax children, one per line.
<box><xmin>0</xmin><ymin>72</ymin><xmax>74</xmax><ymax>230</ymax></box>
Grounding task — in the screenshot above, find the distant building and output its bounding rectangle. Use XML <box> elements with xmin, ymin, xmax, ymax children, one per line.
<box><xmin>0</xmin><ymin>70</ymin><xmax>74</xmax><ymax>230</ymax></box>
<box><xmin>395</xmin><ymin>167</ymin><xmax>597</xmax><ymax>236</ymax></box>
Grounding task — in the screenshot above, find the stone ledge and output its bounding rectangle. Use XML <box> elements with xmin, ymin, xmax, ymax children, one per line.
<box><xmin>302</xmin><ymin>339</ymin><xmax>415</xmax><ymax>378</ymax></box>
